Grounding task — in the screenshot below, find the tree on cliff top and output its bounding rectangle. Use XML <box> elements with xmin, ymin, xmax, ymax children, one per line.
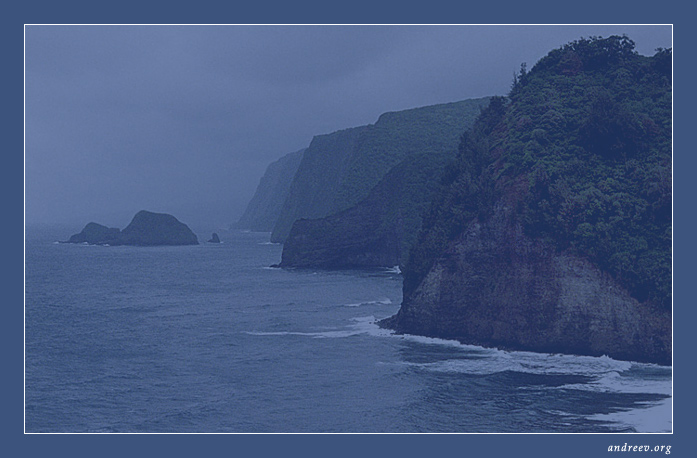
<box><xmin>404</xmin><ymin>36</ymin><xmax>672</xmax><ymax>310</ymax></box>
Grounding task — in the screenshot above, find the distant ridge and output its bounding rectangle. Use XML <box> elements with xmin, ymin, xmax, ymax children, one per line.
<box><xmin>280</xmin><ymin>151</ymin><xmax>456</xmax><ymax>268</ymax></box>
<box><xmin>235</xmin><ymin>148</ymin><xmax>305</xmax><ymax>232</ymax></box>
<box><xmin>271</xmin><ymin>97</ymin><xmax>490</xmax><ymax>243</ymax></box>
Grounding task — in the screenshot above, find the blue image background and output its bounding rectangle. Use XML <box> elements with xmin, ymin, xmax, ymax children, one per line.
<box><xmin>11</xmin><ymin>3</ymin><xmax>687</xmax><ymax>458</ymax></box>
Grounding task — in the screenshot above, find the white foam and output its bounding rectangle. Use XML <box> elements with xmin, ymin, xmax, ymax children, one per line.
<box><xmin>391</xmin><ymin>348</ymin><xmax>642</xmax><ymax>378</ymax></box>
<box><xmin>357</xmin><ymin>323</ymin><xmax>666</xmax><ymax>382</ymax></box>
<box><xmin>556</xmin><ymin>368</ymin><xmax>672</xmax><ymax>396</ymax></box>
<box><xmin>392</xmin><ymin>333</ymin><xmax>491</xmax><ymax>350</ymax></box>
<box><xmin>512</xmin><ymin>352</ymin><xmax>633</xmax><ymax>376</ymax></box>
<box><xmin>385</xmin><ymin>266</ymin><xmax>401</xmax><ymax>274</ymax></box>
<box><xmin>342</xmin><ymin>298</ymin><xmax>392</xmax><ymax>307</ymax></box>
<box><xmin>245</xmin><ymin>329</ymin><xmax>365</xmax><ymax>339</ymax></box>
<box><xmin>588</xmin><ymin>397</ymin><xmax>672</xmax><ymax>433</ymax></box>
<box><xmin>245</xmin><ymin>316</ymin><xmax>393</xmax><ymax>340</ymax></box>
<box><xmin>247</xmin><ymin>315</ymin><xmax>499</xmax><ymax>354</ymax></box>
<box><xmin>245</xmin><ymin>314</ymin><xmax>672</xmax><ymax>433</ymax></box>
<box><xmin>348</xmin><ymin>316</ymin><xmax>396</xmax><ymax>338</ymax></box>
<box><xmin>246</xmin><ymin>315</ymin><xmax>670</xmax><ymax>382</ymax></box>
<box><xmin>258</xmin><ymin>241</ymin><xmax>280</xmax><ymax>245</ymax></box>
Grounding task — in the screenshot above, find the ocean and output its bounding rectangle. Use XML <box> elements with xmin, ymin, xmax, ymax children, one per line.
<box><xmin>24</xmin><ymin>227</ymin><xmax>672</xmax><ymax>433</ymax></box>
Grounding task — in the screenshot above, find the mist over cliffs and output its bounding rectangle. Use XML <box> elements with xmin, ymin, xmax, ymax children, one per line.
<box><xmin>270</xmin><ymin>98</ymin><xmax>490</xmax><ymax>243</ymax></box>
<box><xmin>236</xmin><ymin>148</ymin><xmax>305</xmax><ymax>232</ymax></box>
<box><xmin>237</xmin><ymin>36</ymin><xmax>671</xmax><ymax>364</ymax></box>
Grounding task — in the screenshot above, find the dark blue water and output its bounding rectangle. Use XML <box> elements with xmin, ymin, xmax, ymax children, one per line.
<box><xmin>25</xmin><ymin>227</ymin><xmax>672</xmax><ymax>433</ymax></box>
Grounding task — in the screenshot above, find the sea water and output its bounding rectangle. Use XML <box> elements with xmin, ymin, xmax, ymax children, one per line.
<box><xmin>24</xmin><ymin>227</ymin><xmax>672</xmax><ymax>433</ymax></box>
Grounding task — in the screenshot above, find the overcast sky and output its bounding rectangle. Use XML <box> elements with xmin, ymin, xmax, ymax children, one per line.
<box><xmin>25</xmin><ymin>25</ymin><xmax>672</xmax><ymax>230</ymax></box>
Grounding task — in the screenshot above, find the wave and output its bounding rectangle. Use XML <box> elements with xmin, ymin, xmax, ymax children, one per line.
<box><xmin>360</xmin><ymin>321</ymin><xmax>672</xmax><ymax>390</ymax></box>
<box><xmin>245</xmin><ymin>315</ymin><xmax>671</xmax><ymax>382</ymax></box>
<box><xmin>553</xmin><ymin>367</ymin><xmax>672</xmax><ymax>396</ymax></box>
<box><xmin>245</xmin><ymin>316</ymin><xmax>393</xmax><ymax>340</ymax></box>
<box><xmin>244</xmin><ymin>315</ymin><xmax>671</xmax><ymax>433</ymax></box>
<box><xmin>385</xmin><ymin>266</ymin><xmax>401</xmax><ymax>274</ymax></box>
<box><xmin>586</xmin><ymin>397</ymin><xmax>672</xmax><ymax>433</ymax></box>
<box><xmin>395</xmin><ymin>351</ymin><xmax>636</xmax><ymax>377</ymax></box>
<box><xmin>356</xmin><ymin>320</ymin><xmax>669</xmax><ymax>380</ymax></box>
<box><xmin>342</xmin><ymin>298</ymin><xmax>392</xmax><ymax>307</ymax></box>
<box><xmin>367</xmin><ymin>318</ymin><xmax>672</xmax><ymax>433</ymax></box>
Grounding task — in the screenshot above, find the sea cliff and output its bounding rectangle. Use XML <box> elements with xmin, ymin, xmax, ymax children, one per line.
<box><xmin>280</xmin><ymin>152</ymin><xmax>452</xmax><ymax>268</ymax></box>
<box><xmin>384</xmin><ymin>37</ymin><xmax>672</xmax><ymax>364</ymax></box>
<box><xmin>383</xmin><ymin>203</ymin><xmax>671</xmax><ymax>365</ymax></box>
<box><xmin>271</xmin><ymin>98</ymin><xmax>490</xmax><ymax>243</ymax></box>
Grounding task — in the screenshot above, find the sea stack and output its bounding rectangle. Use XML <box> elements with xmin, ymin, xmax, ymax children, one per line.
<box><xmin>65</xmin><ymin>210</ymin><xmax>199</xmax><ymax>246</ymax></box>
<box><xmin>67</xmin><ymin>222</ymin><xmax>121</xmax><ymax>245</ymax></box>
<box><xmin>207</xmin><ymin>233</ymin><xmax>221</xmax><ymax>243</ymax></box>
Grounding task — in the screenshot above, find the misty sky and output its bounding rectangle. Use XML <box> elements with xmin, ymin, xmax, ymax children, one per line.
<box><xmin>24</xmin><ymin>25</ymin><xmax>672</xmax><ymax>230</ymax></box>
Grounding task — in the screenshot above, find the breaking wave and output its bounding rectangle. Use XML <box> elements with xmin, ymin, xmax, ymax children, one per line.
<box><xmin>342</xmin><ymin>298</ymin><xmax>392</xmax><ymax>307</ymax></box>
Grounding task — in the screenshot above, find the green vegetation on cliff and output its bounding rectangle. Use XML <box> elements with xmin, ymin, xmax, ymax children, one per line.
<box><xmin>281</xmin><ymin>150</ymin><xmax>456</xmax><ymax>267</ymax></box>
<box><xmin>271</xmin><ymin>98</ymin><xmax>490</xmax><ymax>242</ymax></box>
<box><xmin>271</xmin><ymin>126</ymin><xmax>367</xmax><ymax>242</ymax></box>
<box><xmin>404</xmin><ymin>36</ymin><xmax>672</xmax><ymax>310</ymax></box>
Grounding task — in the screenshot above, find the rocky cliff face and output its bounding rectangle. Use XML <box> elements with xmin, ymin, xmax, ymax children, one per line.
<box><xmin>235</xmin><ymin>148</ymin><xmax>305</xmax><ymax>232</ymax></box>
<box><xmin>270</xmin><ymin>98</ymin><xmax>490</xmax><ymax>243</ymax></box>
<box><xmin>384</xmin><ymin>204</ymin><xmax>671</xmax><ymax>365</ymax></box>
<box><xmin>280</xmin><ymin>151</ymin><xmax>452</xmax><ymax>268</ymax></box>
<box><xmin>383</xmin><ymin>37</ymin><xmax>672</xmax><ymax>365</ymax></box>
<box><xmin>271</xmin><ymin>126</ymin><xmax>365</xmax><ymax>242</ymax></box>
<box><xmin>65</xmin><ymin>210</ymin><xmax>198</xmax><ymax>246</ymax></box>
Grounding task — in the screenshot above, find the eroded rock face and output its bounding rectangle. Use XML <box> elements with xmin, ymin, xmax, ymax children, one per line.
<box><xmin>208</xmin><ymin>233</ymin><xmax>221</xmax><ymax>243</ymax></box>
<box><xmin>279</xmin><ymin>151</ymin><xmax>453</xmax><ymax>269</ymax></box>
<box><xmin>270</xmin><ymin>98</ymin><xmax>490</xmax><ymax>243</ymax></box>
<box><xmin>384</xmin><ymin>39</ymin><xmax>671</xmax><ymax>366</ymax></box>
<box><xmin>280</xmin><ymin>212</ymin><xmax>400</xmax><ymax>269</ymax></box>
<box><xmin>65</xmin><ymin>211</ymin><xmax>198</xmax><ymax>246</ymax></box>
<box><xmin>385</xmin><ymin>205</ymin><xmax>671</xmax><ymax>365</ymax></box>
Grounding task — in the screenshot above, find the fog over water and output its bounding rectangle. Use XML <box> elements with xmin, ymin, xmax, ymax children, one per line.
<box><xmin>25</xmin><ymin>25</ymin><xmax>672</xmax><ymax>228</ymax></box>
